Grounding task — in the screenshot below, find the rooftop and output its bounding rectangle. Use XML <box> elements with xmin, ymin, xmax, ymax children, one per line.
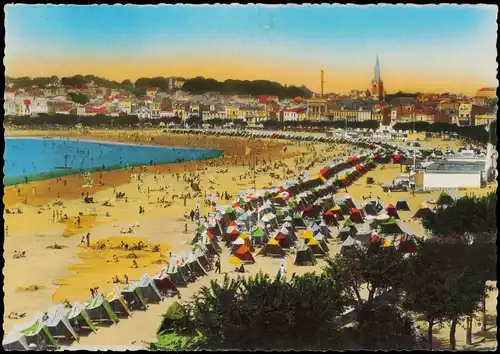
<box><xmin>425</xmin><ymin>160</ymin><xmax>485</xmax><ymax>174</ymax></box>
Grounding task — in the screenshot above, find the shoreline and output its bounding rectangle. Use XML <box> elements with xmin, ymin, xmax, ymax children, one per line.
<box><xmin>3</xmin><ymin>129</ymin><xmax>296</xmax><ymax>208</ymax></box>
<box><xmin>4</xmin><ymin>136</ymin><xmax>223</xmax><ymax>187</ymax></box>
<box><xmin>5</xmin><ymin>134</ymin><xmax>224</xmax><ymax>151</ymax></box>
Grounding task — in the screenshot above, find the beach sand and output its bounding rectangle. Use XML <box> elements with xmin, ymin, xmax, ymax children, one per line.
<box><xmin>3</xmin><ymin>128</ymin><xmax>496</xmax><ymax>350</ymax></box>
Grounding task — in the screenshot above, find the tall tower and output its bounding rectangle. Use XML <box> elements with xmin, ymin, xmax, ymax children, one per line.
<box><xmin>320</xmin><ymin>69</ymin><xmax>325</xmax><ymax>97</ymax></box>
<box><xmin>371</xmin><ymin>55</ymin><xmax>385</xmax><ymax>101</ymax></box>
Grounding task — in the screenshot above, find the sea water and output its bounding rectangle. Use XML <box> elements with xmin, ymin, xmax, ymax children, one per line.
<box><xmin>3</xmin><ymin>138</ymin><xmax>222</xmax><ymax>186</ymax></box>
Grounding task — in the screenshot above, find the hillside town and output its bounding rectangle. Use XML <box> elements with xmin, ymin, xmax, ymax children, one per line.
<box><xmin>4</xmin><ymin>58</ymin><xmax>497</xmax><ymax>129</ymax></box>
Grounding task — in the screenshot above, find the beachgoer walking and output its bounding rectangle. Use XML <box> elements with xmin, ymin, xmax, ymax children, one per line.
<box><xmin>278</xmin><ymin>264</ymin><xmax>287</xmax><ymax>281</ymax></box>
<box><xmin>77</xmin><ymin>216</ymin><xmax>81</xmax><ymax>228</ymax></box>
<box><xmin>215</xmin><ymin>257</ymin><xmax>221</xmax><ymax>274</ymax></box>
<box><xmin>86</xmin><ymin>232</ymin><xmax>90</xmax><ymax>247</ymax></box>
<box><xmin>190</xmin><ymin>210</ymin><xmax>195</xmax><ymax>222</ymax></box>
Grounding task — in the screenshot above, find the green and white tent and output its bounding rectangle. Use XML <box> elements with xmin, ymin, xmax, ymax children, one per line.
<box><xmin>136</xmin><ymin>274</ymin><xmax>163</xmax><ymax>303</ymax></box>
<box><xmin>85</xmin><ymin>294</ymin><xmax>119</xmax><ymax>324</ymax></box>
<box><xmin>250</xmin><ymin>226</ymin><xmax>268</xmax><ymax>244</ymax></box>
<box><xmin>379</xmin><ymin>218</ymin><xmax>404</xmax><ymax>235</ymax></box>
<box><xmin>120</xmin><ymin>282</ymin><xmax>148</xmax><ymax>310</ymax></box>
<box><xmin>67</xmin><ymin>301</ymin><xmax>97</xmax><ymax>333</ymax></box>
<box><xmin>43</xmin><ymin>304</ymin><xmax>78</xmax><ymax>340</ymax></box>
<box><xmin>436</xmin><ymin>190</ymin><xmax>455</xmax><ymax>207</ymax></box>
<box><xmin>186</xmin><ymin>253</ymin><xmax>208</xmax><ymax>277</ymax></box>
<box><xmin>294</xmin><ymin>243</ymin><xmax>317</xmax><ymax>266</ymax></box>
<box><xmin>2</xmin><ymin>327</ymin><xmax>29</xmax><ymax>350</ymax></box>
<box><xmin>18</xmin><ymin>317</ymin><xmax>58</xmax><ymax>350</ymax></box>
<box><xmin>193</xmin><ymin>246</ymin><xmax>212</xmax><ymax>270</ymax></box>
<box><xmin>162</xmin><ymin>263</ymin><xmax>189</xmax><ymax>287</ymax></box>
<box><xmin>106</xmin><ymin>287</ymin><xmax>132</xmax><ymax>317</ymax></box>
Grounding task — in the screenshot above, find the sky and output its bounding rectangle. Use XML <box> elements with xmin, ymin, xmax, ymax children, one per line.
<box><xmin>5</xmin><ymin>4</ymin><xmax>498</xmax><ymax>95</ymax></box>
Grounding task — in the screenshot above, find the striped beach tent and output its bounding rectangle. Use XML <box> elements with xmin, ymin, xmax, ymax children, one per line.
<box><xmin>106</xmin><ymin>287</ymin><xmax>132</xmax><ymax>316</ymax></box>
<box><xmin>85</xmin><ymin>294</ymin><xmax>119</xmax><ymax>324</ymax></box>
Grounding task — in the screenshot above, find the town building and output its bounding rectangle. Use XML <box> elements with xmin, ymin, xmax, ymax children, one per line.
<box><xmin>423</xmin><ymin>160</ymin><xmax>486</xmax><ymax>189</ymax></box>
<box><xmin>370</xmin><ymin>55</ymin><xmax>385</xmax><ymax>101</ymax></box>
<box><xmin>475</xmin><ymin>87</ymin><xmax>497</xmax><ymax>100</ymax></box>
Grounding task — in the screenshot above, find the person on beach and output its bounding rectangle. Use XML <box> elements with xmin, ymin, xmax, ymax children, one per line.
<box><xmin>86</xmin><ymin>232</ymin><xmax>90</xmax><ymax>247</ymax></box>
<box><xmin>124</xmin><ymin>274</ymin><xmax>129</xmax><ymax>284</ymax></box>
<box><xmin>190</xmin><ymin>210</ymin><xmax>195</xmax><ymax>222</ymax></box>
<box><xmin>77</xmin><ymin>216</ymin><xmax>81</xmax><ymax>228</ymax></box>
<box><xmin>132</xmin><ymin>260</ymin><xmax>138</xmax><ymax>268</ymax></box>
<box><xmin>90</xmin><ymin>288</ymin><xmax>95</xmax><ymax>298</ymax></box>
<box><xmin>215</xmin><ymin>257</ymin><xmax>221</xmax><ymax>274</ymax></box>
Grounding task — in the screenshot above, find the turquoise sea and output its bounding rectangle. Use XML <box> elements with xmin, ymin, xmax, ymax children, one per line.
<box><xmin>3</xmin><ymin>138</ymin><xmax>222</xmax><ymax>186</ymax></box>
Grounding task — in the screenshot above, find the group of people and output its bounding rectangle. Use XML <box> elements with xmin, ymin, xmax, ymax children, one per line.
<box><xmin>112</xmin><ymin>274</ymin><xmax>129</xmax><ymax>284</ymax></box>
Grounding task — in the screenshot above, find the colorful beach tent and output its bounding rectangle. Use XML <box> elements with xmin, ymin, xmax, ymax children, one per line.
<box><xmin>307</xmin><ymin>238</ymin><xmax>327</xmax><ymax>256</ymax></box>
<box><xmin>106</xmin><ymin>287</ymin><xmax>132</xmax><ymax>316</ymax></box>
<box><xmin>2</xmin><ymin>328</ymin><xmax>29</xmax><ymax>350</ymax></box>
<box><xmin>292</xmin><ymin>212</ymin><xmax>306</xmax><ymax>227</ymax></box>
<box><xmin>136</xmin><ymin>274</ymin><xmax>163</xmax><ymax>303</ymax></box>
<box><xmin>397</xmin><ymin>234</ymin><xmax>418</xmax><ymax>253</ymax></box>
<box><xmin>275</xmin><ymin>230</ymin><xmax>292</xmax><ymax>248</ymax></box>
<box><xmin>258</xmin><ymin>238</ymin><xmax>285</xmax><ymax>257</ymax></box>
<box><xmin>301</xmin><ymin>229</ymin><xmax>314</xmax><ymax>240</ymax></box>
<box><xmin>18</xmin><ymin>318</ymin><xmax>58</xmax><ymax>350</ymax></box>
<box><xmin>294</xmin><ymin>243</ymin><xmax>317</xmax><ymax>266</ymax></box>
<box><xmin>85</xmin><ymin>294</ymin><xmax>119</xmax><ymax>324</ymax></box>
<box><xmin>229</xmin><ymin>256</ymin><xmax>243</xmax><ymax>265</ymax></box>
<box><xmin>395</xmin><ymin>198</ymin><xmax>410</xmax><ymax>211</ymax></box>
<box><xmin>314</xmin><ymin>233</ymin><xmax>330</xmax><ymax>253</ymax></box>
<box><xmin>350</xmin><ymin>208</ymin><xmax>364</xmax><ymax>223</ymax></box>
<box><xmin>186</xmin><ymin>253</ymin><xmax>208</xmax><ymax>277</ymax></box>
<box><xmin>436</xmin><ymin>190</ymin><xmax>455</xmax><ymax>207</ymax></box>
<box><xmin>43</xmin><ymin>305</ymin><xmax>78</xmax><ymax>340</ymax></box>
<box><xmin>66</xmin><ymin>302</ymin><xmax>97</xmax><ymax>333</ymax></box>
<box><xmin>385</xmin><ymin>204</ymin><xmax>400</xmax><ymax>219</ymax></box>
<box><xmin>412</xmin><ymin>203</ymin><xmax>433</xmax><ymax>218</ymax></box>
<box><xmin>234</xmin><ymin>245</ymin><xmax>255</xmax><ymax>263</ymax></box>
<box><xmin>380</xmin><ymin>218</ymin><xmax>404</xmax><ymax>235</ymax></box>
<box><xmin>120</xmin><ymin>282</ymin><xmax>148</xmax><ymax>310</ymax></box>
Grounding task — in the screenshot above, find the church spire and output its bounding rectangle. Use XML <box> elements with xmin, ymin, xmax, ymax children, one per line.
<box><xmin>374</xmin><ymin>54</ymin><xmax>381</xmax><ymax>83</ymax></box>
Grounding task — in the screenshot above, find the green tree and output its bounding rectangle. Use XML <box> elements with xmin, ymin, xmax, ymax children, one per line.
<box><xmin>350</xmin><ymin>304</ymin><xmax>417</xmax><ymax>350</ymax></box>
<box><xmin>399</xmin><ymin>239</ymin><xmax>487</xmax><ymax>350</ymax></box>
<box><xmin>421</xmin><ymin>193</ymin><xmax>496</xmax><ymax>237</ymax></box>
<box><xmin>68</xmin><ymin>92</ymin><xmax>90</xmax><ymax>105</ymax></box>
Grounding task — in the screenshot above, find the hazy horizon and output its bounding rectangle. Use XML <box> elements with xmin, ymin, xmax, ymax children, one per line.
<box><xmin>5</xmin><ymin>4</ymin><xmax>498</xmax><ymax>95</ymax></box>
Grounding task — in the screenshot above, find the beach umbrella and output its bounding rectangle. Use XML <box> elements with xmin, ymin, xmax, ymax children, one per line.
<box><xmin>229</xmin><ymin>256</ymin><xmax>243</xmax><ymax>265</ymax></box>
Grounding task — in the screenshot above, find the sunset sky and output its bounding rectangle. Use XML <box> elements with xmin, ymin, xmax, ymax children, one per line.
<box><xmin>5</xmin><ymin>4</ymin><xmax>498</xmax><ymax>95</ymax></box>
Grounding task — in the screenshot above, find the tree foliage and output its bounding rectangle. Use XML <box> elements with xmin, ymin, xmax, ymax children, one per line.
<box><xmin>421</xmin><ymin>192</ymin><xmax>497</xmax><ymax>237</ymax></box>
<box><xmin>164</xmin><ymin>272</ymin><xmax>352</xmax><ymax>350</ymax></box>
<box><xmin>68</xmin><ymin>92</ymin><xmax>90</xmax><ymax>105</ymax></box>
<box><xmin>5</xmin><ymin>114</ymin><xmax>140</xmax><ymax>127</ymax></box>
<box><xmin>392</xmin><ymin>121</ymin><xmax>489</xmax><ymax>143</ymax></box>
<box><xmin>182</xmin><ymin>77</ymin><xmax>312</xmax><ymax>99</ymax></box>
<box><xmin>262</xmin><ymin>119</ymin><xmax>380</xmax><ymax>130</ymax></box>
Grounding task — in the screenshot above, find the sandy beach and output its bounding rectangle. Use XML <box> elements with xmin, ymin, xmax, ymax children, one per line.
<box><xmin>3</xmin><ymin>128</ymin><xmax>496</xmax><ymax>350</ymax></box>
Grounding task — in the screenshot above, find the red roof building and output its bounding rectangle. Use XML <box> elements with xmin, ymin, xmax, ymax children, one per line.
<box><xmin>86</xmin><ymin>107</ymin><xmax>108</xmax><ymax>114</ymax></box>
